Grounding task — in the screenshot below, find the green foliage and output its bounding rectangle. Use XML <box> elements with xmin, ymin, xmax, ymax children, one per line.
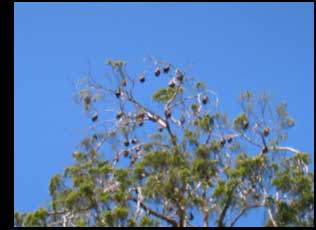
<box><xmin>79</xmin><ymin>179</ymin><xmax>94</xmax><ymax>197</ymax></box>
<box><xmin>152</xmin><ymin>87</ymin><xmax>177</xmax><ymax>103</ymax></box>
<box><xmin>140</xmin><ymin>216</ymin><xmax>155</xmax><ymax>227</ymax></box>
<box><xmin>99</xmin><ymin>192</ymin><xmax>111</xmax><ymax>202</ymax></box>
<box><xmin>64</xmin><ymin>190</ymin><xmax>81</xmax><ymax>209</ymax></box>
<box><xmin>235</xmin><ymin>153</ymin><xmax>267</xmax><ymax>177</ymax></box>
<box><xmin>102</xmin><ymin>210</ymin><xmax>114</xmax><ymax>226</ymax></box>
<box><xmin>113</xmin><ymin>206</ymin><xmax>129</xmax><ymax>221</ymax></box>
<box><xmin>212</xmin><ymin>112</ymin><xmax>229</xmax><ymax>126</ymax></box>
<box><xmin>184</xmin><ymin>129</ymin><xmax>198</xmax><ymax>146</ymax></box>
<box><xmin>213</xmin><ymin>180</ymin><xmax>226</xmax><ymax>198</ymax></box>
<box><xmin>17</xmin><ymin>208</ymin><xmax>48</xmax><ymax>227</ymax></box>
<box><xmin>74</xmin><ymin>217</ymin><xmax>87</xmax><ymax>227</ymax></box>
<box><xmin>142</xmin><ymin>150</ymin><xmax>170</xmax><ymax>171</ymax></box>
<box><xmin>192</xmin><ymin>158</ymin><xmax>217</xmax><ymax>182</ymax></box>
<box><xmin>276</xmin><ymin>102</ymin><xmax>295</xmax><ymax>129</ymax></box>
<box><xmin>49</xmin><ymin>174</ymin><xmax>63</xmax><ymax>196</ymax></box>
<box><xmin>194</xmin><ymin>113</ymin><xmax>214</xmax><ymax>132</ymax></box>
<box><xmin>209</xmin><ymin>140</ymin><xmax>223</xmax><ymax>153</ymax></box>
<box><xmin>195</xmin><ymin>144</ymin><xmax>209</xmax><ymax>159</ymax></box>
<box><xmin>128</xmin><ymin>218</ymin><xmax>136</xmax><ymax>226</ymax></box>
<box><xmin>133</xmin><ymin>162</ymin><xmax>145</xmax><ymax>179</ymax></box>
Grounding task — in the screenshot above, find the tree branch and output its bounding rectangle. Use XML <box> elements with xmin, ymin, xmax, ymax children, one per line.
<box><xmin>216</xmin><ymin>184</ymin><xmax>238</xmax><ymax>227</ymax></box>
<box><xmin>127</xmin><ymin>95</ymin><xmax>177</xmax><ymax>146</ymax></box>
<box><xmin>270</xmin><ymin>146</ymin><xmax>301</xmax><ymax>155</ymax></box>
<box><xmin>202</xmin><ymin>189</ymin><xmax>209</xmax><ymax>227</ymax></box>
<box><xmin>129</xmin><ymin>197</ymin><xmax>178</xmax><ymax>227</ymax></box>
<box><xmin>267</xmin><ymin>206</ymin><xmax>277</xmax><ymax>227</ymax></box>
<box><xmin>47</xmin><ymin>204</ymin><xmax>94</xmax><ymax>216</ymax></box>
<box><xmin>229</xmin><ymin>202</ymin><xmax>262</xmax><ymax>227</ymax></box>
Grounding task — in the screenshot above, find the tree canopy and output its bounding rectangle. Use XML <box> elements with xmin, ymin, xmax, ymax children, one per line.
<box><xmin>14</xmin><ymin>57</ymin><xmax>314</xmax><ymax>227</ymax></box>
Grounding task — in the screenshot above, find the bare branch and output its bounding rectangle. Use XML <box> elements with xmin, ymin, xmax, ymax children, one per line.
<box><xmin>267</xmin><ymin>207</ymin><xmax>278</xmax><ymax>227</ymax></box>
<box><xmin>270</xmin><ymin>146</ymin><xmax>301</xmax><ymax>155</ymax></box>
<box><xmin>202</xmin><ymin>189</ymin><xmax>209</xmax><ymax>227</ymax></box>
<box><xmin>229</xmin><ymin>202</ymin><xmax>262</xmax><ymax>227</ymax></box>
<box><xmin>129</xmin><ymin>196</ymin><xmax>178</xmax><ymax>227</ymax></box>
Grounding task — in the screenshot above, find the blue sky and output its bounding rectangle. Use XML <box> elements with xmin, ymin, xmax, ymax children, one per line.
<box><xmin>14</xmin><ymin>3</ymin><xmax>314</xmax><ymax>227</ymax></box>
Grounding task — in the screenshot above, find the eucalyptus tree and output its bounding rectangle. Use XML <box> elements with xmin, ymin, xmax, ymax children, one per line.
<box><xmin>14</xmin><ymin>57</ymin><xmax>314</xmax><ymax>227</ymax></box>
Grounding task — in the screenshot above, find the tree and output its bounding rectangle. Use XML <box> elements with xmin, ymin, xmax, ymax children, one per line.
<box><xmin>14</xmin><ymin>57</ymin><xmax>314</xmax><ymax>227</ymax></box>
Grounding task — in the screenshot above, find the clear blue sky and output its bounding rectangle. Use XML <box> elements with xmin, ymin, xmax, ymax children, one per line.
<box><xmin>14</xmin><ymin>3</ymin><xmax>314</xmax><ymax>227</ymax></box>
